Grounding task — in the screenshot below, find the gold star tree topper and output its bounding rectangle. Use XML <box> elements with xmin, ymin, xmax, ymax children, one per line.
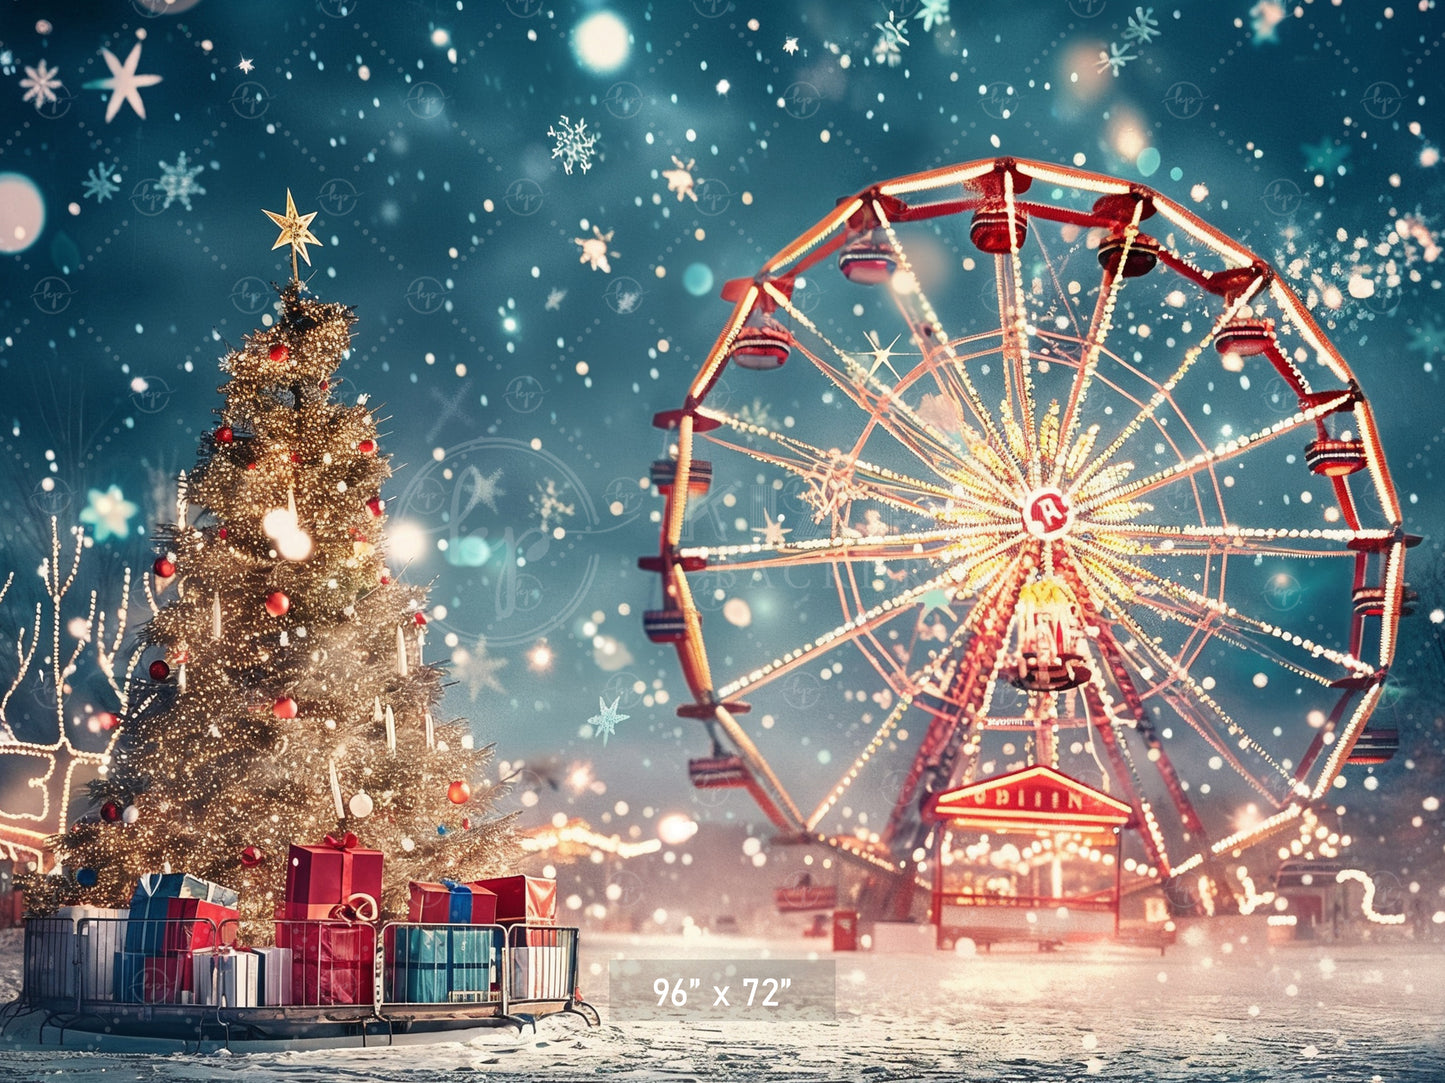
<box><xmin>263</xmin><ymin>189</ymin><xmax>323</xmax><ymax>280</ymax></box>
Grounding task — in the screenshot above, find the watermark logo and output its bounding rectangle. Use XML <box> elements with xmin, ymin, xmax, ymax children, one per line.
<box><xmin>31</xmin><ymin>477</ymin><xmax>73</xmax><ymax>516</ymax></box>
<box><xmin>603</xmin><ymin>82</ymin><xmax>644</xmax><ymax>119</ymax></box>
<box><xmin>31</xmin><ymin>277</ymin><xmax>75</xmax><ymax>315</ymax></box>
<box><xmin>34</xmin><ymin>84</ymin><xmax>75</xmax><ymax>120</ymax></box>
<box><xmin>405</xmin><ymin>81</ymin><xmax>447</xmax><ymax>120</ymax></box>
<box><xmin>504</xmin><ymin>374</ymin><xmax>545</xmax><ymax>413</ymax></box>
<box><xmin>391</xmin><ymin>436</ymin><xmax>601</xmax><ymax>646</ymax></box>
<box><xmin>1067</xmin><ymin>0</ymin><xmax>1107</xmax><ymax>16</ymax></box>
<box><xmin>317</xmin><ymin>178</ymin><xmax>360</xmax><ymax>215</ymax></box>
<box><xmin>695</xmin><ymin>177</ymin><xmax>732</xmax><ymax>216</ymax></box>
<box><xmin>504</xmin><ymin>178</ymin><xmax>543</xmax><ymax>216</ymax></box>
<box><xmin>605</xmin><ymin>276</ymin><xmax>645</xmax><ymax>314</ymax></box>
<box><xmin>781</xmin><ymin>82</ymin><xmax>821</xmax><ymax>119</ymax></box>
<box><xmin>505</xmin><ymin>0</ymin><xmax>544</xmax><ymax>15</ymax></box>
<box><xmin>603</xmin><ymin>475</ymin><xmax>647</xmax><ymax>519</ymax></box>
<box><xmin>130</xmin><ymin>178</ymin><xmax>168</xmax><ymax>217</ymax></box>
<box><xmin>230</xmin><ymin>276</ymin><xmax>271</xmax><ymax>315</ymax></box>
<box><xmin>405</xmin><ymin>276</ymin><xmax>450</xmax><ymax>314</ymax></box>
<box><xmin>130</xmin><ymin>376</ymin><xmax>174</xmax><ymax>414</ymax></box>
<box><xmin>230</xmin><ymin>81</ymin><xmax>270</xmax><ymax>119</ymax></box>
<box><xmin>1163</xmin><ymin>81</ymin><xmax>1207</xmax><ymax>119</ymax></box>
<box><xmin>692</xmin><ymin>0</ymin><xmax>732</xmax><ymax>17</ymax></box>
<box><xmin>1262</xmin><ymin>572</ymin><xmax>1303</xmax><ymax>612</ymax></box>
<box><xmin>1360</xmin><ymin>81</ymin><xmax>1404</xmax><ymax>120</ymax></box>
<box><xmin>1261</xmin><ymin>178</ymin><xmax>1304</xmax><ymax>216</ymax></box>
<box><xmin>317</xmin><ymin>0</ymin><xmax>357</xmax><ymax>16</ymax></box>
<box><xmin>782</xmin><ymin>672</ymin><xmax>823</xmax><ymax>711</ymax></box>
<box><xmin>979</xmin><ymin>82</ymin><xmax>1019</xmax><ymax>120</ymax></box>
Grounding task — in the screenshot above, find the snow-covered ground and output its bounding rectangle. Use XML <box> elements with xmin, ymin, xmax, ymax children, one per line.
<box><xmin>1</xmin><ymin>924</ymin><xmax>1442</xmax><ymax>1081</ymax></box>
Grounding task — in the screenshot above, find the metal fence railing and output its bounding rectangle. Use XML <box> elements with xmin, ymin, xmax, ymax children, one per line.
<box><xmin>17</xmin><ymin>915</ymin><xmax>581</xmax><ymax>1019</ymax></box>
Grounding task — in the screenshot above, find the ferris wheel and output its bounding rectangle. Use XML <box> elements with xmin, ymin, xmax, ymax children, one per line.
<box><xmin>640</xmin><ymin>157</ymin><xmax>1412</xmax><ymax>910</ymax></box>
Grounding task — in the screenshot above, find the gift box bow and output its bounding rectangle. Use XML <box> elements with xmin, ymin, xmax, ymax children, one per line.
<box><xmin>328</xmin><ymin>892</ymin><xmax>379</xmax><ymax>924</ymax></box>
<box><xmin>324</xmin><ymin>831</ymin><xmax>360</xmax><ymax>851</ymax></box>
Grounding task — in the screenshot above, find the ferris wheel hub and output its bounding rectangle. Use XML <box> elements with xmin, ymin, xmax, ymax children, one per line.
<box><xmin>1021</xmin><ymin>486</ymin><xmax>1074</xmax><ymax>540</ymax></box>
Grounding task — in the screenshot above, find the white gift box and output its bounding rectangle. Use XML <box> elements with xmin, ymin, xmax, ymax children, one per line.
<box><xmin>509</xmin><ymin>945</ymin><xmax>569</xmax><ymax>1001</ymax></box>
<box><xmin>192</xmin><ymin>947</ymin><xmax>260</xmax><ymax>1008</ymax></box>
<box><xmin>246</xmin><ymin>945</ymin><xmax>293</xmax><ymax>1006</ymax></box>
<box><xmin>29</xmin><ymin>907</ymin><xmax>130</xmax><ymax>1000</ymax></box>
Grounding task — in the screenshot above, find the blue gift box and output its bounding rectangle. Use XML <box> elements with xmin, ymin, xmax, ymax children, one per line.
<box><xmin>125</xmin><ymin>872</ymin><xmax>240</xmax><ymax>955</ymax></box>
<box><xmin>392</xmin><ymin>925</ymin><xmax>496</xmax><ymax>1003</ymax></box>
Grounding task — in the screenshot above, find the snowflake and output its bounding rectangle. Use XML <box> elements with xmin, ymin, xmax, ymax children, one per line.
<box><xmin>1406</xmin><ymin>319</ymin><xmax>1445</xmax><ymax>358</ymax></box>
<box><xmin>532</xmin><ymin>478</ymin><xmax>576</xmax><ymax>532</ymax></box>
<box><xmin>1096</xmin><ymin>41</ymin><xmax>1136</xmax><ymax>77</ymax></box>
<box><xmin>662</xmin><ymin>156</ymin><xmax>698</xmax><ymax>202</ymax></box>
<box><xmin>544</xmin><ymin>287</ymin><xmax>567</xmax><ymax>311</ymax></box>
<box><xmin>79</xmin><ymin>484</ymin><xmax>139</xmax><ymax>542</ymax></box>
<box><xmin>874</xmin><ymin>10</ymin><xmax>910</xmax><ymax>48</ymax></box>
<box><xmin>574</xmin><ymin>226</ymin><xmax>616</xmax><ymax>273</ymax></box>
<box><xmin>612</xmin><ymin>289</ymin><xmax>640</xmax><ymax>314</ymax></box>
<box><xmin>20</xmin><ymin>59</ymin><xmax>62</xmax><ymax>107</ymax></box>
<box><xmin>1121</xmin><ymin>6</ymin><xmax>1160</xmax><ymax>44</ymax></box>
<box><xmin>82</xmin><ymin>161</ymin><xmax>121</xmax><ymax>203</ymax></box>
<box><xmin>916</xmin><ymin>0</ymin><xmax>950</xmax><ymax>32</ymax></box>
<box><xmin>157</xmin><ymin>151</ymin><xmax>206</xmax><ymax>210</ymax></box>
<box><xmin>783</xmin><ymin>36</ymin><xmax>799</xmax><ymax>56</ymax></box>
<box><xmin>587</xmin><ymin>695</ymin><xmax>629</xmax><ymax>746</ymax></box>
<box><xmin>872</xmin><ymin>35</ymin><xmax>902</xmax><ymax>67</ymax></box>
<box><xmin>548</xmin><ymin>114</ymin><xmax>598</xmax><ymax>175</ymax></box>
<box><xmin>454</xmin><ymin>636</ymin><xmax>508</xmax><ymax>702</ymax></box>
<box><xmin>459</xmin><ymin>465</ymin><xmax>504</xmax><ymax>516</ymax></box>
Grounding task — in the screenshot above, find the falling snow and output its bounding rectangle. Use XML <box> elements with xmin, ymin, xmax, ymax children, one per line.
<box><xmin>81</xmin><ymin>161</ymin><xmax>121</xmax><ymax>203</ymax></box>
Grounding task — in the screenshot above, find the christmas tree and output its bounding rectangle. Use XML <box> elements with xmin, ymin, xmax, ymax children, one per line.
<box><xmin>38</xmin><ymin>191</ymin><xmax>513</xmax><ymax>925</ymax></box>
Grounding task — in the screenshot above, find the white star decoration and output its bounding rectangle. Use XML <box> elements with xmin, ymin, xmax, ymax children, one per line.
<box><xmin>91</xmin><ymin>42</ymin><xmax>162</xmax><ymax>123</ymax></box>
<box><xmin>263</xmin><ymin>188</ymin><xmax>323</xmax><ymax>277</ymax></box>
<box><xmin>588</xmin><ymin>695</ymin><xmax>629</xmax><ymax>746</ymax></box>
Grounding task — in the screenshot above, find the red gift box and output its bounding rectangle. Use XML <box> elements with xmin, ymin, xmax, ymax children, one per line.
<box><xmin>284</xmin><ymin>832</ymin><xmax>384</xmax><ymax>921</ymax></box>
<box><xmin>407</xmin><ymin>880</ymin><xmax>499</xmax><ymax>925</ymax></box>
<box><xmin>275</xmin><ymin>919</ymin><xmax>377</xmax><ymax>1006</ymax></box>
<box><xmin>472</xmin><ymin>875</ymin><xmax>556</xmax><ymax>925</ymax></box>
<box><xmin>162</xmin><ymin>898</ymin><xmax>240</xmax><ymax>953</ymax></box>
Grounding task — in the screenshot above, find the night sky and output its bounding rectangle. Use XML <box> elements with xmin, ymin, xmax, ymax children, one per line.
<box><xmin>0</xmin><ymin>0</ymin><xmax>1441</xmax><ymax>901</ymax></box>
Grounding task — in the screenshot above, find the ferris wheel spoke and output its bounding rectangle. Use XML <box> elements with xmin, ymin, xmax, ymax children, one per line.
<box><xmin>1072</xmin><ymin>286</ymin><xmax>1264</xmax><ymax>492</ymax></box>
<box><xmin>1082</xmin><ymin>521</ymin><xmax>1396</xmax><ymax>559</ymax></box>
<box><xmin>712</xmin><ymin>535</ymin><xmax>1022</xmax><ymax>703</ymax></box>
<box><xmin>678</xmin><ymin>524</ymin><xmax>1018</xmax><ymax>573</ymax></box>
<box><xmin>1075</xmin><ymin>565</ymin><xmax>1303</xmax><ymax>799</ymax></box>
<box><xmin>865</xmin><ymin>205</ymin><xmax>1027</xmax><ymax>485</ymax></box>
<box><xmin>1054</xmin><ymin>215</ymin><xmax>1147</xmax><ymax>484</ymax></box>
<box><xmin>1068</xmin><ymin>536</ymin><xmax>1370</xmax><ymax>684</ymax></box>
<box><xmin>1073</xmin><ymin>398</ymin><xmax>1350</xmax><ymax>516</ymax></box>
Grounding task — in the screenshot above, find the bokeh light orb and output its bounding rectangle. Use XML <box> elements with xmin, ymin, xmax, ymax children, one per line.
<box><xmin>657</xmin><ymin>813</ymin><xmax>698</xmax><ymax>846</ymax></box>
<box><xmin>572</xmin><ymin>11</ymin><xmax>629</xmax><ymax>74</ymax></box>
<box><xmin>0</xmin><ymin>173</ymin><xmax>45</xmax><ymax>254</ymax></box>
<box><xmin>683</xmin><ymin>262</ymin><xmax>715</xmax><ymax>297</ymax></box>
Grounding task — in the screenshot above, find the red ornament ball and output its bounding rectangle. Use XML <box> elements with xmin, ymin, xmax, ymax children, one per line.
<box><xmin>269</xmin><ymin>343</ymin><xmax>289</xmax><ymax>363</ymax></box>
<box><xmin>446</xmin><ymin>780</ymin><xmax>471</xmax><ymax>805</ymax></box>
<box><xmin>153</xmin><ymin>557</ymin><xmax>176</xmax><ymax>578</ymax></box>
<box><xmin>461</xmin><ymin>817</ymin><xmax>471</xmax><ymax>831</ymax></box>
<box><xmin>100</xmin><ymin>801</ymin><xmax>122</xmax><ymax>823</ymax></box>
<box><xmin>216</xmin><ymin>426</ymin><xmax>234</xmax><ymax>444</ymax></box>
<box><xmin>273</xmin><ymin>696</ymin><xmax>299</xmax><ymax>720</ymax></box>
<box><xmin>358</xmin><ymin>439</ymin><xmax>376</xmax><ymax>455</ymax></box>
<box><xmin>265</xmin><ymin>591</ymin><xmax>291</xmax><ymax>617</ymax></box>
<box><xmin>217</xmin><ymin>527</ymin><xmax>228</xmax><ymax>539</ymax></box>
<box><xmin>366</xmin><ymin>497</ymin><xmax>384</xmax><ymax>517</ymax></box>
<box><xmin>413</xmin><ymin>612</ymin><xmax>427</xmax><ymax>627</ymax></box>
<box><xmin>290</xmin><ymin>452</ymin><xmax>301</xmax><ymax>464</ymax></box>
<box><xmin>95</xmin><ymin>711</ymin><xmax>119</xmax><ymax>731</ymax></box>
<box><xmin>149</xmin><ymin>660</ymin><xmax>171</xmax><ymax>682</ymax></box>
<box><xmin>240</xmin><ymin>845</ymin><xmax>264</xmax><ymax>867</ymax></box>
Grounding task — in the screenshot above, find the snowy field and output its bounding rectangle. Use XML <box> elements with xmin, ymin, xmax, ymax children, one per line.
<box><xmin>1</xmin><ymin>925</ymin><xmax>1442</xmax><ymax>1082</ymax></box>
